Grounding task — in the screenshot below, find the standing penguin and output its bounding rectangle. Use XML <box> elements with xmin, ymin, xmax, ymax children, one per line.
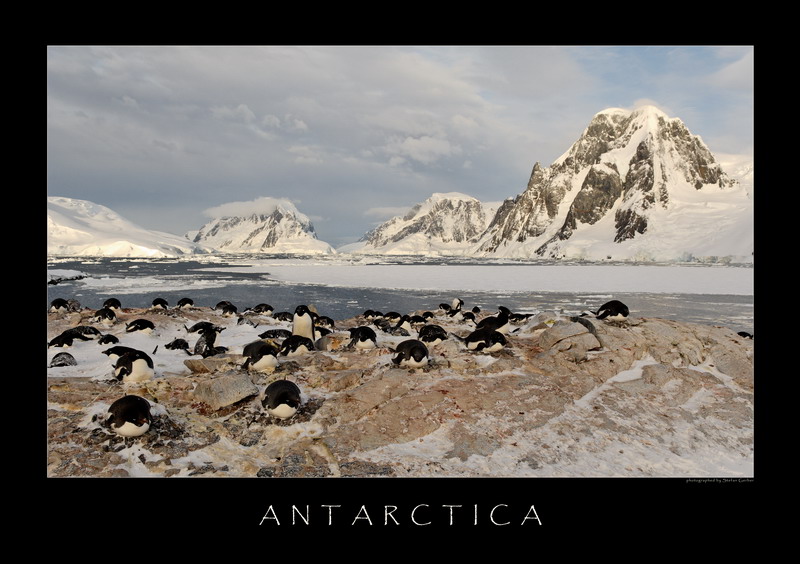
<box><xmin>106</xmin><ymin>395</ymin><xmax>153</xmax><ymax>437</ymax></box>
<box><xmin>262</xmin><ymin>379</ymin><xmax>303</xmax><ymax>420</ymax></box>
<box><xmin>292</xmin><ymin>305</ymin><xmax>317</xmax><ymax>341</ymax></box>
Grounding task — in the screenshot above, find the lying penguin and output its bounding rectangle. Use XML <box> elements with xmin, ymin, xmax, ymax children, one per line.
<box><xmin>106</xmin><ymin>395</ymin><xmax>153</xmax><ymax>437</ymax></box>
<box><xmin>390</xmin><ymin>339</ymin><xmax>430</xmax><ymax>368</ymax></box>
<box><xmin>113</xmin><ymin>349</ymin><xmax>155</xmax><ymax>383</ymax></box>
<box><xmin>262</xmin><ymin>380</ymin><xmax>303</xmax><ymax>420</ymax></box>
<box><xmin>242</xmin><ymin>340</ymin><xmax>280</xmax><ymax>372</ymax></box>
<box><xmin>347</xmin><ymin>326</ymin><xmax>378</xmax><ymax>350</ymax></box>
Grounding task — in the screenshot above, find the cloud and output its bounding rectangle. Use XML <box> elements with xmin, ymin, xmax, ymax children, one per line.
<box><xmin>203</xmin><ymin>197</ymin><xmax>298</xmax><ymax>219</ymax></box>
<box><xmin>384</xmin><ymin>135</ymin><xmax>461</xmax><ymax>165</ymax></box>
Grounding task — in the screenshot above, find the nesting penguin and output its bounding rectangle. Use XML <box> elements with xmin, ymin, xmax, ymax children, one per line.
<box><xmin>475</xmin><ymin>306</ymin><xmax>512</xmax><ymax>334</ymax></box>
<box><xmin>98</xmin><ymin>334</ymin><xmax>119</xmax><ymax>345</ymax></box>
<box><xmin>462</xmin><ymin>327</ymin><xmax>507</xmax><ymax>352</ymax></box>
<box><xmin>418</xmin><ymin>324</ymin><xmax>448</xmax><ymax>345</ymax></box>
<box><xmin>102</xmin><ymin>345</ymin><xmax>142</xmax><ymax>362</ymax></box>
<box><xmin>292</xmin><ymin>305</ymin><xmax>317</xmax><ymax>341</ymax></box>
<box><xmin>165</xmin><ymin>338</ymin><xmax>191</xmax><ymax>353</ymax></box>
<box><xmin>242</xmin><ymin>340</ymin><xmax>280</xmax><ymax>372</ymax></box>
<box><xmin>125</xmin><ymin>319</ymin><xmax>155</xmax><ymax>334</ymax></box>
<box><xmin>113</xmin><ymin>349</ymin><xmax>155</xmax><ymax>383</ymax></box>
<box><xmin>279</xmin><ymin>335</ymin><xmax>315</xmax><ymax>357</ymax></box>
<box><xmin>152</xmin><ymin>298</ymin><xmax>169</xmax><ymax>310</ymax></box>
<box><xmin>391</xmin><ymin>339</ymin><xmax>430</xmax><ymax>368</ymax></box>
<box><xmin>245</xmin><ymin>303</ymin><xmax>274</xmax><ymax>315</ymax></box>
<box><xmin>103</xmin><ymin>298</ymin><xmax>122</xmax><ymax>310</ymax></box>
<box><xmin>49</xmin><ymin>352</ymin><xmax>77</xmax><ymax>367</ymax></box>
<box><xmin>592</xmin><ymin>300</ymin><xmax>630</xmax><ymax>323</ymax></box>
<box><xmin>93</xmin><ymin>307</ymin><xmax>117</xmax><ymax>325</ymax></box>
<box><xmin>49</xmin><ymin>298</ymin><xmax>69</xmax><ymax>313</ymax></box>
<box><xmin>262</xmin><ymin>379</ymin><xmax>303</xmax><ymax>420</ymax></box>
<box><xmin>176</xmin><ymin>297</ymin><xmax>194</xmax><ymax>309</ymax></box>
<box><xmin>106</xmin><ymin>395</ymin><xmax>152</xmax><ymax>437</ymax></box>
<box><xmin>347</xmin><ymin>326</ymin><xmax>378</xmax><ymax>350</ymax></box>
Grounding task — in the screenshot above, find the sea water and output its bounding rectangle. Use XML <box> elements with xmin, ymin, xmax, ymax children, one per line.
<box><xmin>46</xmin><ymin>256</ymin><xmax>754</xmax><ymax>334</ymax></box>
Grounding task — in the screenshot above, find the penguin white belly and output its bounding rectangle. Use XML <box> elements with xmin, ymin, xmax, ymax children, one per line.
<box><xmin>483</xmin><ymin>342</ymin><xmax>504</xmax><ymax>353</ymax></box>
<box><xmin>113</xmin><ymin>421</ymin><xmax>150</xmax><ymax>437</ymax></box>
<box><xmin>355</xmin><ymin>339</ymin><xmax>376</xmax><ymax>350</ymax></box>
<box><xmin>284</xmin><ymin>344</ymin><xmax>311</xmax><ymax>357</ymax></box>
<box><xmin>251</xmin><ymin>355</ymin><xmax>278</xmax><ymax>371</ymax></box>
<box><xmin>292</xmin><ymin>316</ymin><xmax>315</xmax><ymax>339</ymax></box>
<box><xmin>119</xmin><ymin>359</ymin><xmax>154</xmax><ymax>382</ymax></box>
<box><xmin>606</xmin><ymin>313</ymin><xmax>627</xmax><ymax>322</ymax></box>
<box><xmin>269</xmin><ymin>404</ymin><xmax>297</xmax><ymax>420</ymax></box>
<box><xmin>399</xmin><ymin>357</ymin><xmax>427</xmax><ymax>368</ymax></box>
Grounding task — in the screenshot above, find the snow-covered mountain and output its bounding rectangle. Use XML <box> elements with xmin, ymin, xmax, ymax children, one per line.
<box><xmin>47</xmin><ymin>197</ymin><xmax>206</xmax><ymax>258</ymax></box>
<box><xmin>474</xmin><ymin>106</ymin><xmax>753</xmax><ymax>262</ymax></box>
<box><xmin>341</xmin><ymin>193</ymin><xmax>499</xmax><ymax>256</ymax></box>
<box><xmin>191</xmin><ymin>199</ymin><xmax>335</xmax><ymax>255</ymax></box>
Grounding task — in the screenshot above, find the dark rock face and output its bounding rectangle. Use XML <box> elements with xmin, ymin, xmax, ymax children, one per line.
<box><xmin>477</xmin><ymin>106</ymin><xmax>741</xmax><ymax>257</ymax></box>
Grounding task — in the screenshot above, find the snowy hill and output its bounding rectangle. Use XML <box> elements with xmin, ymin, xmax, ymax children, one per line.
<box><xmin>474</xmin><ymin>106</ymin><xmax>753</xmax><ymax>262</ymax></box>
<box><xmin>342</xmin><ymin>193</ymin><xmax>500</xmax><ymax>256</ymax></box>
<box><xmin>47</xmin><ymin>197</ymin><xmax>206</xmax><ymax>258</ymax></box>
<box><xmin>190</xmin><ymin>198</ymin><xmax>335</xmax><ymax>255</ymax></box>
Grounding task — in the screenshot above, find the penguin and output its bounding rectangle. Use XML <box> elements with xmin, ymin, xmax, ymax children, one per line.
<box><xmin>364</xmin><ymin>310</ymin><xmax>384</xmax><ymax>321</ymax></box>
<box><xmin>49</xmin><ymin>298</ymin><xmax>69</xmax><ymax>313</ymax></box>
<box><xmin>93</xmin><ymin>308</ymin><xmax>116</xmax><ymax>324</ymax></box>
<box><xmin>438</xmin><ymin>303</ymin><xmax>452</xmax><ymax>314</ymax></box>
<box><xmin>193</xmin><ymin>327</ymin><xmax>223</xmax><ymax>358</ymax></box>
<box><xmin>102</xmin><ymin>345</ymin><xmax>142</xmax><ymax>362</ymax></box>
<box><xmin>103</xmin><ymin>298</ymin><xmax>122</xmax><ymax>310</ymax></box>
<box><xmin>177</xmin><ymin>297</ymin><xmax>194</xmax><ymax>309</ymax></box>
<box><xmin>113</xmin><ymin>350</ymin><xmax>155</xmax><ymax>382</ymax></box>
<box><xmin>737</xmin><ymin>331</ymin><xmax>753</xmax><ymax>339</ymax></box>
<box><xmin>125</xmin><ymin>319</ymin><xmax>155</xmax><ymax>334</ymax></box>
<box><xmin>592</xmin><ymin>300</ymin><xmax>630</xmax><ymax>323</ymax></box>
<box><xmin>292</xmin><ymin>305</ymin><xmax>316</xmax><ymax>341</ymax></box>
<box><xmin>475</xmin><ymin>306</ymin><xmax>512</xmax><ymax>334</ymax></box>
<box><xmin>509</xmin><ymin>312</ymin><xmax>533</xmax><ymax>324</ymax></box>
<box><xmin>462</xmin><ymin>327</ymin><xmax>507</xmax><ymax>352</ymax></box>
<box><xmin>165</xmin><ymin>338</ymin><xmax>191</xmax><ymax>353</ymax></box>
<box><xmin>242</xmin><ymin>340</ymin><xmax>280</xmax><ymax>372</ymax></box>
<box><xmin>48</xmin><ymin>333</ymin><xmax>76</xmax><ymax>348</ymax></box>
<box><xmin>48</xmin><ymin>328</ymin><xmax>93</xmax><ymax>348</ymax></box>
<box><xmin>98</xmin><ymin>334</ymin><xmax>119</xmax><ymax>345</ymax></box>
<box><xmin>422</xmin><ymin>311</ymin><xmax>435</xmax><ymax>321</ymax></box>
<box><xmin>409</xmin><ymin>315</ymin><xmax>427</xmax><ymax>329</ymax></box>
<box><xmin>152</xmin><ymin>298</ymin><xmax>169</xmax><ymax>310</ymax></box>
<box><xmin>49</xmin><ymin>352</ymin><xmax>77</xmax><ymax>367</ymax></box>
<box><xmin>213</xmin><ymin>300</ymin><xmax>232</xmax><ymax>311</ymax></box>
<box><xmin>259</xmin><ymin>328</ymin><xmax>292</xmax><ymax>340</ymax></box>
<box><xmin>448</xmin><ymin>299</ymin><xmax>465</xmax><ymax>321</ymax></box>
<box><xmin>262</xmin><ymin>380</ymin><xmax>302</xmax><ymax>420</ymax></box>
<box><xmin>570</xmin><ymin>316</ymin><xmax>600</xmax><ymax>340</ymax></box>
<box><xmin>373</xmin><ymin>317</ymin><xmax>393</xmax><ymax>333</ymax></box>
<box><xmin>245</xmin><ymin>303</ymin><xmax>274</xmax><ymax>315</ymax></box>
<box><xmin>316</xmin><ymin>316</ymin><xmax>335</xmax><ymax>330</ymax></box>
<box><xmin>389</xmin><ymin>315</ymin><xmax>413</xmax><ymax>336</ymax></box>
<box><xmin>384</xmin><ymin>312</ymin><xmax>402</xmax><ymax>325</ymax></box>
<box><xmin>273</xmin><ymin>311</ymin><xmax>294</xmax><ymax>322</ymax></box>
<box><xmin>221</xmin><ymin>303</ymin><xmax>238</xmax><ymax>317</ymax></box>
<box><xmin>347</xmin><ymin>326</ymin><xmax>378</xmax><ymax>350</ymax></box>
<box><xmin>471</xmin><ymin>306</ymin><xmax>481</xmax><ymax>314</ymax></box>
<box><xmin>461</xmin><ymin>311</ymin><xmax>477</xmax><ymax>325</ymax></box>
<box><xmin>185</xmin><ymin>321</ymin><xmax>224</xmax><ymax>334</ymax></box>
<box><xmin>66</xmin><ymin>326</ymin><xmax>102</xmax><ymax>340</ymax></box>
<box><xmin>279</xmin><ymin>335</ymin><xmax>315</xmax><ymax>357</ymax></box>
<box><xmin>390</xmin><ymin>339</ymin><xmax>430</xmax><ymax>368</ymax></box>
<box><xmin>316</xmin><ymin>326</ymin><xmax>332</xmax><ymax>337</ymax></box>
<box><xmin>237</xmin><ymin>316</ymin><xmax>259</xmax><ymax>328</ymax></box>
<box><xmin>106</xmin><ymin>395</ymin><xmax>152</xmax><ymax>437</ymax></box>
<box><xmin>418</xmin><ymin>324</ymin><xmax>448</xmax><ymax>345</ymax></box>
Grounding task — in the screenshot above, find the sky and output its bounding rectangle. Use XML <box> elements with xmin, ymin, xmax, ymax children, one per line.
<box><xmin>46</xmin><ymin>45</ymin><xmax>754</xmax><ymax>248</ymax></box>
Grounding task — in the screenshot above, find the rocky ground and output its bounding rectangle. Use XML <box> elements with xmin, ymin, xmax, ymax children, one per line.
<box><xmin>46</xmin><ymin>305</ymin><xmax>754</xmax><ymax>478</ymax></box>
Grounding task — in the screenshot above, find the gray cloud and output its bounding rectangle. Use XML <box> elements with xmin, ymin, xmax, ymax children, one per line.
<box><xmin>47</xmin><ymin>45</ymin><xmax>754</xmax><ymax>248</ymax></box>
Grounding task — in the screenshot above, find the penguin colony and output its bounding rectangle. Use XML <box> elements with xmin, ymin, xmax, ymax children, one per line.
<box><xmin>47</xmin><ymin>293</ymin><xmax>651</xmax><ymax>440</ymax></box>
